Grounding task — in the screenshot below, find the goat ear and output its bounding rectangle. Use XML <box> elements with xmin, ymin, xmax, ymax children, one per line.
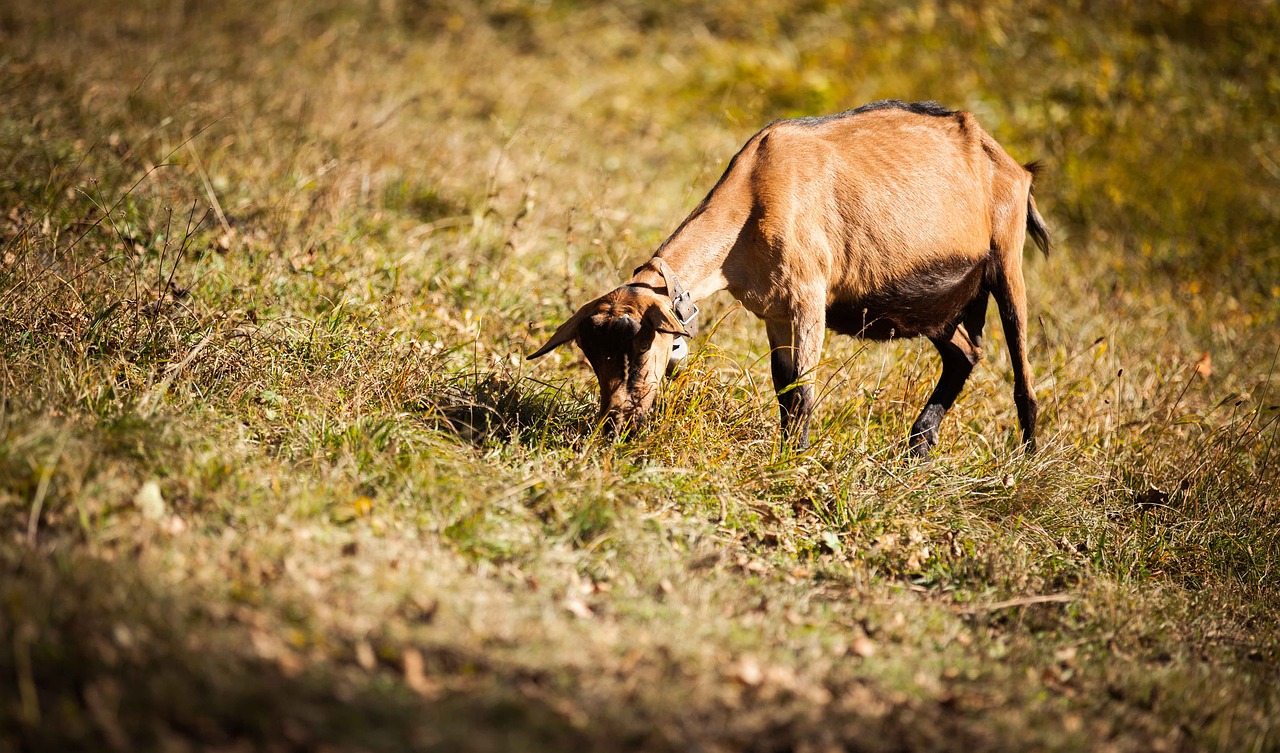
<box><xmin>527</xmin><ymin>302</ymin><xmax>593</xmax><ymax>359</ymax></box>
<box><xmin>645</xmin><ymin>301</ymin><xmax>689</xmax><ymax>338</ymax></box>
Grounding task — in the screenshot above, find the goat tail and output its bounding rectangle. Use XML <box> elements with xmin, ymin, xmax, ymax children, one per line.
<box><xmin>1024</xmin><ymin>161</ymin><xmax>1050</xmax><ymax>257</ymax></box>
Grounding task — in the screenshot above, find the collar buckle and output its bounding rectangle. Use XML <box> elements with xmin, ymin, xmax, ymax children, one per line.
<box><xmin>671</xmin><ymin>289</ymin><xmax>699</xmax><ymax>327</ymax></box>
<box><xmin>647</xmin><ymin>257</ymin><xmax>699</xmax><ymax>337</ymax></box>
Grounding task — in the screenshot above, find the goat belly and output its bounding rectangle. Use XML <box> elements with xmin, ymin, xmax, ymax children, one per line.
<box><xmin>826</xmin><ymin>298</ymin><xmax>919</xmax><ymax>340</ymax></box>
<box><xmin>826</xmin><ymin>257</ymin><xmax>986</xmax><ymax>340</ymax></box>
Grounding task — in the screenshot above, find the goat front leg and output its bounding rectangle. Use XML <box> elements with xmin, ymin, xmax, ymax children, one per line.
<box><xmin>765</xmin><ymin>305</ymin><xmax>825</xmax><ymax>450</ymax></box>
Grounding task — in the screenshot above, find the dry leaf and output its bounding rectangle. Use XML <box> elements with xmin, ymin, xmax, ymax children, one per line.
<box><xmin>734</xmin><ymin>655</ymin><xmax>764</xmax><ymax>686</ymax></box>
<box><xmin>355</xmin><ymin>641</ymin><xmax>376</xmax><ymax>671</ymax></box>
<box><xmin>1194</xmin><ymin>351</ymin><xmax>1212</xmax><ymax>380</ymax></box>
<box><xmin>564</xmin><ymin>595</ymin><xmax>593</xmax><ymax>620</ymax></box>
<box><xmin>403</xmin><ymin>648</ymin><xmax>437</xmax><ymax>696</ymax></box>
<box><xmin>852</xmin><ymin>636</ymin><xmax>877</xmax><ymax>658</ymax></box>
<box><xmin>905</xmin><ymin>546</ymin><xmax>930</xmax><ymax>571</ymax></box>
<box><xmin>134</xmin><ymin>481</ymin><xmax>165</xmax><ymax>521</ymax></box>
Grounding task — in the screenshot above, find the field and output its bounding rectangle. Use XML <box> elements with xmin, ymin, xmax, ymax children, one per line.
<box><xmin>2</xmin><ymin>1</ymin><xmax>1279</xmax><ymax>750</ymax></box>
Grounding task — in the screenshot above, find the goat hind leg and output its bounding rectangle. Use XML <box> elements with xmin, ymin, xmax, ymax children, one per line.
<box><xmin>990</xmin><ymin>252</ymin><xmax>1038</xmax><ymax>452</ymax></box>
<box><xmin>909</xmin><ymin>293</ymin><xmax>988</xmax><ymax>457</ymax></box>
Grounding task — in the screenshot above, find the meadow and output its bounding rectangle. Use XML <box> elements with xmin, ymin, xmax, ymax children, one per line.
<box><xmin>2</xmin><ymin>1</ymin><xmax>1279</xmax><ymax>750</ymax></box>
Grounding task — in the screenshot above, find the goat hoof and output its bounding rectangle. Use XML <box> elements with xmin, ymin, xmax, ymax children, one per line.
<box><xmin>908</xmin><ymin>435</ymin><xmax>936</xmax><ymax>459</ymax></box>
<box><xmin>908</xmin><ymin>425</ymin><xmax>939</xmax><ymax>458</ymax></box>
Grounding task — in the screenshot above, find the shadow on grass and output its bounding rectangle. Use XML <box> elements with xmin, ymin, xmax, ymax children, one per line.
<box><xmin>430</xmin><ymin>371</ymin><xmax>594</xmax><ymax>449</ymax></box>
<box><xmin>0</xmin><ymin>546</ymin><xmax>631</xmax><ymax>753</ymax></box>
<box><xmin>0</xmin><ymin>544</ymin><xmax>1005</xmax><ymax>753</ymax></box>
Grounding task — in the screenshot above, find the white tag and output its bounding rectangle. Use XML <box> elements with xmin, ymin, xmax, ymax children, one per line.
<box><xmin>667</xmin><ymin>336</ymin><xmax>689</xmax><ymax>376</ymax></box>
<box><xmin>670</xmin><ymin>336</ymin><xmax>688</xmax><ymax>361</ymax></box>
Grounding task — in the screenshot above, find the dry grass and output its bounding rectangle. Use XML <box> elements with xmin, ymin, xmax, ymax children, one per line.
<box><xmin>2</xmin><ymin>1</ymin><xmax>1279</xmax><ymax>751</ymax></box>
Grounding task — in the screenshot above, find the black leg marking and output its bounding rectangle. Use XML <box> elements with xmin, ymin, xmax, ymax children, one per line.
<box><xmin>990</xmin><ymin>267</ymin><xmax>1038</xmax><ymax>453</ymax></box>
<box><xmin>767</xmin><ymin>319</ymin><xmax>816</xmax><ymax>450</ymax></box>
<box><xmin>770</xmin><ymin>342</ymin><xmax>814</xmax><ymax>449</ymax></box>
<box><xmin>908</xmin><ymin>293</ymin><xmax>988</xmax><ymax>457</ymax></box>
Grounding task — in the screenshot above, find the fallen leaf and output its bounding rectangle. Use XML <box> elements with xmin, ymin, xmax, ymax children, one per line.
<box><xmin>564</xmin><ymin>595</ymin><xmax>593</xmax><ymax>620</ymax></box>
<box><xmin>403</xmin><ymin>648</ymin><xmax>437</xmax><ymax>696</ymax></box>
<box><xmin>355</xmin><ymin>641</ymin><xmax>376</xmax><ymax>671</ymax></box>
<box><xmin>852</xmin><ymin>636</ymin><xmax>877</xmax><ymax>658</ymax></box>
<box><xmin>905</xmin><ymin>546</ymin><xmax>930</xmax><ymax>571</ymax></box>
<box><xmin>134</xmin><ymin>481</ymin><xmax>165</xmax><ymax>521</ymax></box>
<box><xmin>1194</xmin><ymin>351</ymin><xmax>1212</xmax><ymax>380</ymax></box>
<box><xmin>734</xmin><ymin>655</ymin><xmax>764</xmax><ymax>686</ymax></box>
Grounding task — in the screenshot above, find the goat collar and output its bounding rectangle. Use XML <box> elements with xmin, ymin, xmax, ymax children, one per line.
<box><xmin>637</xmin><ymin>257</ymin><xmax>700</xmax><ymax>337</ymax></box>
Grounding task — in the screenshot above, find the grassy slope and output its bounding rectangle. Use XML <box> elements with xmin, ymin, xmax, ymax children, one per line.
<box><xmin>2</xmin><ymin>0</ymin><xmax>1279</xmax><ymax>750</ymax></box>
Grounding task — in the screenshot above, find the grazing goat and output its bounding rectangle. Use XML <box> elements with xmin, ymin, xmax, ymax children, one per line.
<box><xmin>529</xmin><ymin>100</ymin><xmax>1050</xmax><ymax>455</ymax></box>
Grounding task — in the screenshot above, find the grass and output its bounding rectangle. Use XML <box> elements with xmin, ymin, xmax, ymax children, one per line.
<box><xmin>2</xmin><ymin>0</ymin><xmax>1279</xmax><ymax>750</ymax></box>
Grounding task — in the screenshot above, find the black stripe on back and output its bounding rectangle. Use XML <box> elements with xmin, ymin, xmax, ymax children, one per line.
<box><xmin>788</xmin><ymin>100</ymin><xmax>957</xmax><ymax>127</ymax></box>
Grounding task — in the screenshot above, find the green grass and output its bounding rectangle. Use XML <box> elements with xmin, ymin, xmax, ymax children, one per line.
<box><xmin>2</xmin><ymin>0</ymin><xmax>1279</xmax><ymax>750</ymax></box>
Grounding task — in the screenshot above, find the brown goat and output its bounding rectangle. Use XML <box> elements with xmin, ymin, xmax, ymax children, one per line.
<box><xmin>529</xmin><ymin>100</ymin><xmax>1049</xmax><ymax>455</ymax></box>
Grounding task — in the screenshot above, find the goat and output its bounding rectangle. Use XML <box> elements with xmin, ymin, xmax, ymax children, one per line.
<box><xmin>528</xmin><ymin>100</ymin><xmax>1050</xmax><ymax>456</ymax></box>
